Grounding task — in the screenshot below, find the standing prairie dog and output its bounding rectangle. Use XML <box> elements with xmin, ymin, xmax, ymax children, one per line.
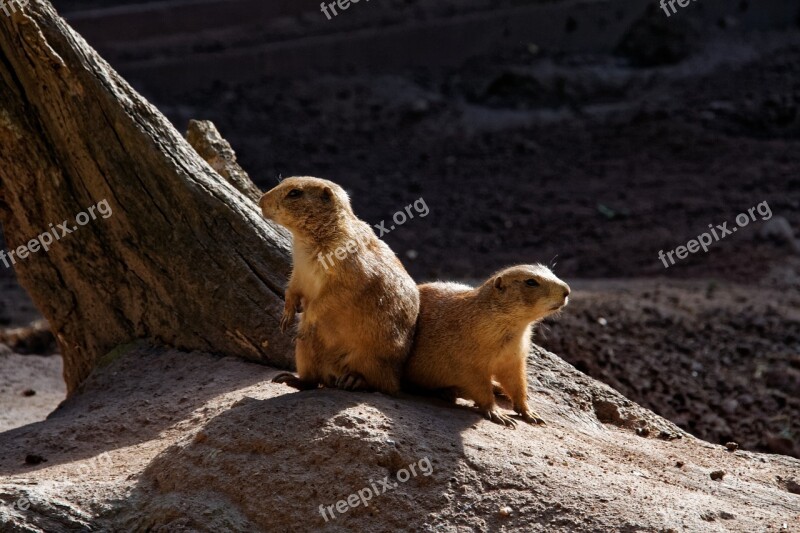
<box><xmin>404</xmin><ymin>265</ymin><xmax>570</xmax><ymax>426</ymax></box>
<box><xmin>259</xmin><ymin>177</ymin><xmax>419</xmax><ymax>394</ymax></box>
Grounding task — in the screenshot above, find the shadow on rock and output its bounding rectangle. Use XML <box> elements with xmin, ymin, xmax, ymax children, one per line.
<box><xmin>0</xmin><ymin>342</ymin><xmax>276</xmax><ymax>476</ymax></box>
<box><xmin>114</xmin><ymin>388</ymin><xmax>473</xmax><ymax>532</ymax></box>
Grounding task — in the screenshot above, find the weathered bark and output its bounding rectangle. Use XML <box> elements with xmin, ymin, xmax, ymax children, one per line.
<box><xmin>185</xmin><ymin>120</ymin><xmax>263</xmax><ymax>204</ymax></box>
<box><xmin>0</xmin><ymin>2</ymin><xmax>294</xmax><ymax>393</ymax></box>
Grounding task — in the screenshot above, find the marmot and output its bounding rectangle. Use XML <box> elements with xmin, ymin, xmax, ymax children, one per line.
<box><xmin>259</xmin><ymin>176</ymin><xmax>419</xmax><ymax>394</ymax></box>
<box><xmin>404</xmin><ymin>264</ymin><xmax>570</xmax><ymax>426</ymax></box>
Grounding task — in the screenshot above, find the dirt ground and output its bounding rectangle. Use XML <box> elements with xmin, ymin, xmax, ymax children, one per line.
<box><xmin>538</xmin><ymin>264</ymin><xmax>800</xmax><ymax>459</ymax></box>
<box><xmin>158</xmin><ymin>32</ymin><xmax>800</xmax><ymax>283</ymax></box>
<box><xmin>0</xmin><ymin>280</ymin><xmax>63</xmax><ymax>434</ymax></box>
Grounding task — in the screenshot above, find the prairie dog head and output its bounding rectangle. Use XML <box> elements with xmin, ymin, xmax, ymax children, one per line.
<box><xmin>485</xmin><ymin>264</ymin><xmax>570</xmax><ymax>323</ymax></box>
<box><xmin>259</xmin><ymin>176</ymin><xmax>353</xmax><ymax>238</ymax></box>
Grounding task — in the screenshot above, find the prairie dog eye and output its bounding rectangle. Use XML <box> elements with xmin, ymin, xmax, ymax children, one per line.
<box><xmin>286</xmin><ymin>189</ymin><xmax>303</xmax><ymax>199</ymax></box>
<box><xmin>525</xmin><ymin>279</ymin><xmax>540</xmax><ymax>287</ymax></box>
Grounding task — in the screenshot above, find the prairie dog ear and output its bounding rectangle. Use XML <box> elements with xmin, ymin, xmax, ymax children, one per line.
<box><xmin>321</xmin><ymin>186</ymin><xmax>333</xmax><ymax>202</ymax></box>
<box><xmin>493</xmin><ymin>276</ymin><xmax>505</xmax><ymax>291</ymax></box>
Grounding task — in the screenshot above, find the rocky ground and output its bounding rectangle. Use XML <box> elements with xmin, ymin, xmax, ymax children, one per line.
<box><xmin>539</xmin><ymin>258</ymin><xmax>800</xmax><ymax>459</ymax></box>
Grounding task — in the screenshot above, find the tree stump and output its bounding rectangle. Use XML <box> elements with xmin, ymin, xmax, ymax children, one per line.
<box><xmin>0</xmin><ymin>1</ymin><xmax>294</xmax><ymax>393</ymax></box>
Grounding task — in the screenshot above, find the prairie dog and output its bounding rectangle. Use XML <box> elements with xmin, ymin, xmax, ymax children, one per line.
<box><xmin>404</xmin><ymin>265</ymin><xmax>570</xmax><ymax>426</ymax></box>
<box><xmin>259</xmin><ymin>176</ymin><xmax>419</xmax><ymax>394</ymax></box>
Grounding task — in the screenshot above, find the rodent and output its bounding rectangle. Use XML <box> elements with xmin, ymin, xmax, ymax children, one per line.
<box><xmin>403</xmin><ymin>264</ymin><xmax>570</xmax><ymax>426</ymax></box>
<box><xmin>259</xmin><ymin>176</ymin><xmax>420</xmax><ymax>394</ymax></box>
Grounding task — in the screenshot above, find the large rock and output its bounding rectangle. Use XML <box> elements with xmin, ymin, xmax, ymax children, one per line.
<box><xmin>0</xmin><ymin>343</ymin><xmax>797</xmax><ymax>531</ymax></box>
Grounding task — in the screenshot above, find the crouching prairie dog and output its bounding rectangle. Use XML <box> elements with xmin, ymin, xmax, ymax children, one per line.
<box><xmin>259</xmin><ymin>176</ymin><xmax>419</xmax><ymax>394</ymax></box>
<box><xmin>404</xmin><ymin>264</ymin><xmax>570</xmax><ymax>426</ymax></box>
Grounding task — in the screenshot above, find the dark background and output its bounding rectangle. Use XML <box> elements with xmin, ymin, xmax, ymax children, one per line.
<box><xmin>47</xmin><ymin>0</ymin><xmax>800</xmax><ymax>282</ymax></box>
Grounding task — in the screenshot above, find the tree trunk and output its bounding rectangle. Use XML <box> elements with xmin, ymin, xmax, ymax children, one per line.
<box><xmin>0</xmin><ymin>2</ymin><xmax>294</xmax><ymax>393</ymax></box>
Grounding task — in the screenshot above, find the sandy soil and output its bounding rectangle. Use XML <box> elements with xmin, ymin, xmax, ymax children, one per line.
<box><xmin>0</xmin><ymin>353</ymin><xmax>64</xmax><ymax>434</ymax></box>
<box><xmin>0</xmin><ymin>280</ymin><xmax>65</xmax><ymax>433</ymax></box>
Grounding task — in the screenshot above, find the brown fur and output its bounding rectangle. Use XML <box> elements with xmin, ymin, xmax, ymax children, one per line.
<box><xmin>259</xmin><ymin>176</ymin><xmax>419</xmax><ymax>394</ymax></box>
<box><xmin>404</xmin><ymin>264</ymin><xmax>570</xmax><ymax>426</ymax></box>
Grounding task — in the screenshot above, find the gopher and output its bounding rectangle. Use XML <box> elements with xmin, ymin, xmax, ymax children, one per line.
<box><xmin>259</xmin><ymin>177</ymin><xmax>419</xmax><ymax>394</ymax></box>
<box><xmin>404</xmin><ymin>264</ymin><xmax>570</xmax><ymax>426</ymax></box>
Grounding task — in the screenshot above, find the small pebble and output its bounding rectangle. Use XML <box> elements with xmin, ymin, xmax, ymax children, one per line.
<box><xmin>22</xmin><ymin>389</ymin><xmax>36</xmax><ymax>397</ymax></box>
<box><xmin>710</xmin><ymin>470</ymin><xmax>726</xmax><ymax>481</ymax></box>
<box><xmin>25</xmin><ymin>454</ymin><xmax>47</xmax><ymax>465</ymax></box>
<box><xmin>498</xmin><ymin>506</ymin><xmax>512</xmax><ymax>517</ymax></box>
<box><xmin>725</xmin><ymin>442</ymin><xmax>738</xmax><ymax>452</ymax></box>
<box><xmin>597</xmin><ymin>317</ymin><xmax>608</xmax><ymax>326</ymax></box>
